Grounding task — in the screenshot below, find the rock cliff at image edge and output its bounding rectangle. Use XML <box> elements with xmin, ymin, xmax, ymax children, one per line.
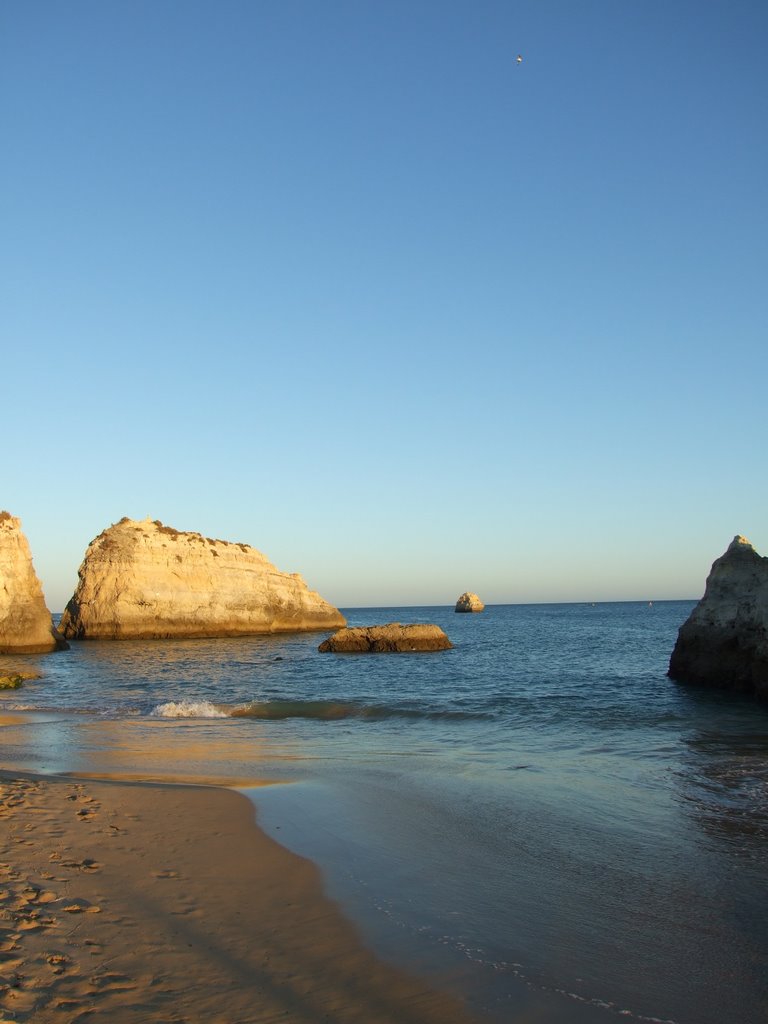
<box><xmin>60</xmin><ymin>517</ymin><xmax>346</xmax><ymax>640</ymax></box>
<box><xmin>668</xmin><ymin>535</ymin><xmax>768</xmax><ymax>700</ymax></box>
<box><xmin>0</xmin><ymin>512</ymin><xmax>67</xmax><ymax>654</ymax></box>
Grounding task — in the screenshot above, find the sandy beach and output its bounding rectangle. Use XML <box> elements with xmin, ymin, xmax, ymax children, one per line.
<box><xmin>0</xmin><ymin>768</ymin><xmax>479</xmax><ymax>1024</ymax></box>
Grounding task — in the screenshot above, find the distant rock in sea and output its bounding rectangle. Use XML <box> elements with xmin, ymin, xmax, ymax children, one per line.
<box><xmin>0</xmin><ymin>511</ymin><xmax>68</xmax><ymax>654</ymax></box>
<box><xmin>668</xmin><ymin>535</ymin><xmax>768</xmax><ymax>700</ymax></box>
<box><xmin>319</xmin><ymin>623</ymin><xmax>452</xmax><ymax>653</ymax></box>
<box><xmin>455</xmin><ymin>592</ymin><xmax>485</xmax><ymax>613</ymax></box>
<box><xmin>59</xmin><ymin>517</ymin><xmax>346</xmax><ymax>640</ymax></box>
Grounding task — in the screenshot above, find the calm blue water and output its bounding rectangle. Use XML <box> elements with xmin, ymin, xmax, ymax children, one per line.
<box><xmin>2</xmin><ymin>601</ymin><xmax>768</xmax><ymax>1024</ymax></box>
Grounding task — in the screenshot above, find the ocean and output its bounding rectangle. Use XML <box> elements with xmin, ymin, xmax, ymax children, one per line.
<box><xmin>2</xmin><ymin>601</ymin><xmax>767</xmax><ymax>1024</ymax></box>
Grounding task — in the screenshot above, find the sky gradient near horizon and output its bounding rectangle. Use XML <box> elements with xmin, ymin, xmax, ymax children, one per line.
<box><xmin>2</xmin><ymin>0</ymin><xmax>766</xmax><ymax>611</ymax></box>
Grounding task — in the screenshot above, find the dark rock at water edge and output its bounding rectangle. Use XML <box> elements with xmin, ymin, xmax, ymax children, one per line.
<box><xmin>319</xmin><ymin>623</ymin><xmax>453</xmax><ymax>653</ymax></box>
<box><xmin>0</xmin><ymin>671</ymin><xmax>41</xmax><ymax>689</ymax></box>
<box><xmin>668</xmin><ymin>536</ymin><xmax>768</xmax><ymax>700</ymax></box>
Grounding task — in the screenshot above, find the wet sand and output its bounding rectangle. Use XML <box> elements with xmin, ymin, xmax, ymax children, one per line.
<box><xmin>0</xmin><ymin>769</ymin><xmax>480</xmax><ymax>1024</ymax></box>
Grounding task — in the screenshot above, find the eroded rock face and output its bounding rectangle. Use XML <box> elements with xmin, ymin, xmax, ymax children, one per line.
<box><xmin>0</xmin><ymin>512</ymin><xmax>66</xmax><ymax>654</ymax></box>
<box><xmin>319</xmin><ymin>623</ymin><xmax>452</xmax><ymax>653</ymax></box>
<box><xmin>455</xmin><ymin>592</ymin><xmax>485</xmax><ymax>613</ymax></box>
<box><xmin>60</xmin><ymin>517</ymin><xmax>346</xmax><ymax>640</ymax></box>
<box><xmin>668</xmin><ymin>536</ymin><xmax>768</xmax><ymax>700</ymax></box>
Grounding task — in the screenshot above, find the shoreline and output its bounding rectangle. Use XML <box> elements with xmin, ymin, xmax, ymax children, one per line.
<box><xmin>0</xmin><ymin>767</ymin><xmax>480</xmax><ymax>1024</ymax></box>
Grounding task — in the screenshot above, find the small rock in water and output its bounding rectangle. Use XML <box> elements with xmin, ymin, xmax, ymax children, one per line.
<box><xmin>0</xmin><ymin>674</ymin><xmax>25</xmax><ymax>689</ymax></box>
<box><xmin>319</xmin><ymin>623</ymin><xmax>452</xmax><ymax>653</ymax></box>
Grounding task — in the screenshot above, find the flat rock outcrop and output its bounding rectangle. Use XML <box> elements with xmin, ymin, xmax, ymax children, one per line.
<box><xmin>0</xmin><ymin>512</ymin><xmax>67</xmax><ymax>654</ymax></box>
<box><xmin>455</xmin><ymin>592</ymin><xmax>485</xmax><ymax>613</ymax></box>
<box><xmin>319</xmin><ymin>623</ymin><xmax>452</xmax><ymax>653</ymax></box>
<box><xmin>60</xmin><ymin>517</ymin><xmax>346</xmax><ymax>640</ymax></box>
<box><xmin>668</xmin><ymin>536</ymin><xmax>768</xmax><ymax>700</ymax></box>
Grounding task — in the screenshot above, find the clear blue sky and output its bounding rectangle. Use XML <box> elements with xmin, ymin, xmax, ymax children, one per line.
<box><xmin>2</xmin><ymin>1</ymin><xmax>766</xmax><ymax>610</ymax></box>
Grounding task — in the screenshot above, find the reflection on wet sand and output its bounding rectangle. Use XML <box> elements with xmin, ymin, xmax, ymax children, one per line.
<box><xmin>0</xmin><ymin>712</ymin><xmax>308</xmax><ymax>786</ymax></box>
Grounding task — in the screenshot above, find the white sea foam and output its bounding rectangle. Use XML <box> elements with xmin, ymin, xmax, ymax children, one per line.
<box><xmin>151</xmin><ymin>700</ymin><xmax>228</xmax><ymax>719</ymax></box>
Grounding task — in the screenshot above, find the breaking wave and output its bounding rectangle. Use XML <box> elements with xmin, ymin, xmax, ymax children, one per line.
<box><xmin>147</xmin><ymin>698</ymin><xmax>489</xmax><ymax>721</ymax></box>
<box><xmin>151</xmin><ymin>700</ymin><xmax>228</xmax><ymax>719</ymax></box>
<box><xmin>228</xmin><ymin>699</ymin><xmax>489</xmax><ymax>721</ymax></box>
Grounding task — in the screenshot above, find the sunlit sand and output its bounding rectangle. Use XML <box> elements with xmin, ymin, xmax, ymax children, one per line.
<box><xmin>0</xmin><ymin>766</ymin><xmax>479</xmax><ymax>1024</ymax></box>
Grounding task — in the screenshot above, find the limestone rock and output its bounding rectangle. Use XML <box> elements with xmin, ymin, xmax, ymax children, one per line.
<box><xmin>0</xmin><ymin>512</ymin><xmax>67</xmax><ymax>654</ymax></box>
<box><xmin>59</xmin><ymin>517</ymin><xmax>346</xmax><ymax>640</ymax></box>
<box><xmin>455</xmin><ymin>592</ymin><xmax>485</xmax><ymax>613</ymax></box>
<box><xmin>668</xmin><ymin>536</ymin><xmax>768</xmax><ymax>700</ymax></box>
<box><xmin>319</xmin><ymin>623</ymin><xmax>452</xmax><ymax>653</ymax></box>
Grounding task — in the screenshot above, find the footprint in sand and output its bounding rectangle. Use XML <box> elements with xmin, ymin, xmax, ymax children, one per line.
<box><xmin>54</xmin><ymin>998</ymin><xmax>82</xmax><ymax>1012</ymax></box>
<box><xmin>36</xmin><ymin>892</ymin><xmax>58</xmax><ymax>905</ymax></box>
<box><xmin>56</xmin><ymin>898</ymin><xmax>101</xmax><ymax>915</ymax></box>
<box><xmin>44</xmin><ymin>952</ymin><xmax>69</xmax><ymax>975</ymax></box>
<box><xmin>61</xmin><ymin>858</ymin><xmax>101</xmax><ymax>873</ymax></box>
<box><xmin>86</xmin><ymin>971</ymin><xmax>135</xmax><ymax>994</ymax></box>
<box><xmin>16</xmin><ymin>918</ymin><xmax>46</xmax><ymax>932</ymax></box>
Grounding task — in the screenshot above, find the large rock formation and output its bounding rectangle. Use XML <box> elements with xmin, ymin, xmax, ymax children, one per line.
<box><xmin>0</xmin><ymin>512</ymin><xmax>67</xmax><ymax>654</ymax></box>
<box><xmin>668</xmin><ymin>536</ymin><xmax>768</xmax><ymax>700</ymax></box>
<box><xmin>319</xmin><ymin>623</ymin><xmax>452</xmax><ymax>653</ymax></box>
<box><xmin>455</xmin><ymin>592</ymin><xmax>485</xmax><ymax>613</ymax></box>
<box><xmin>59</xmin><ymin>517</ymin><xmax>346</xmax><ymax>640</ymax></box>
